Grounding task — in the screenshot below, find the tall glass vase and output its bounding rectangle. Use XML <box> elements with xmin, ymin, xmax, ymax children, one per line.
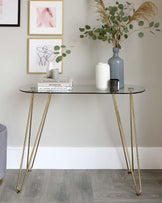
<box><xmin>108</xmin><ymin>47</ymin><xmax>124</xmax><ymax>89</ymax></box>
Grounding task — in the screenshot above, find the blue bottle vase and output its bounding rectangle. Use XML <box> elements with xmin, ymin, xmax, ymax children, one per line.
<box><xmin>108</xmin><ymin>47</ymin><xmax>124</xmax><ymax>89</ymax></box>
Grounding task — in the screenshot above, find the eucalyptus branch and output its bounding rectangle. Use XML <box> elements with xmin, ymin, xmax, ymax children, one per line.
<box><xmin>79</xmin><ymin>1</ymin><xmax>160</xmax><ymax>49</ymax></box>
<box><xmin>54</xmin><ymin>45</ymin><xmax>71</xmax><ymax>63</ymax></box>
<box><xmin>120</xmin><ymin>26</ymin><xmax>150</xmax><ymax>44</ymax></box>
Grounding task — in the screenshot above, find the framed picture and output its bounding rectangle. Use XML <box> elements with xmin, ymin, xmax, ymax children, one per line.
<box><xmin>0</xmin><ymin>0</ymin><xmax>20</xmax><ymax>26</ymax></box>
<box><xmin>28</xmin><ymin>38</ymin><xmax>63</xmax><ymax>74</ymax></box>
<box><xmin>29</xmin><ymin>0</ymin><xmax>64</xmax><ymax>35</ymax></box>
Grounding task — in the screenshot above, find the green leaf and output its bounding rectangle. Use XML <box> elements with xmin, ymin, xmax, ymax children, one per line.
<box><xmin>123</xmin><ymin>27</ymin><xmax>129</xmax><ymax>33</ymax></box>
<box><xmin>119</xmin><ymin>11</ymin><xmax>124</xmax><ymax>16</ymax></box>
<box><xmin>89</xmin><ymin>31</ymin><xmax>93</xmax><ymax>36</ymax></box>
<box><xmin>66</xmin><ymin>50</ymin><xmax>71</xmax><ymax>54</ymax></box>
<box><xmin>133</xmin><ymin>8</ymin><xmax>135</xmax><ymax>13</ymax></box>
<box><xmin>61</xmin><ymin>45</ymin><xmax>66</xmax><ymax>48</ymax></box>
<box><xmin>79</xmin><ymin>28</ymin><xmax>85</xmax><ymax>32</ymax></box>
<box><xmin>108</xmin><ymin>38</ymin><xmax>111</xmax><ymax>43</ymax></box>
<box><xmin>54</xmin><ymin>45</ymin><xmax>60</xmax><ymax>51</ymax></box>
<box><xmin>138</xmin><ymin>32</ymin><xmax>144</xmax><ymax>38</ymax></box>
<box><xmin>126</xmin><ymin>2</ymin><xmax>131</xmax><ymax>5</ymax></box>
<box><xmin>129</xmin><ymin>24</ymin><xmax>133</xmax><ymax>29</ymax></box>
<box><xmin>62</xmin><ymin>53</ymin><xmax>66</xmax><ymax>57</ymax></box>
<box><xmin>154</xmin><ymin>22</ymin><xmax>160</xmax><ymax>28</ymax></box>
<box><xmin>84</xmin><ymin>31</ymin><xmax>89</xmax><ymax>35</ymax></box>
<box><xmin>113</xmin><ymin>6</ymin><xmax>118</xmax><ymax>12</ymax></box>
<box><xmin>116</xmin><ymin>1</ymin><xmax>119</xmax><ymax>5</ymax></box>
<box><xmin>92</xmin><ymin>35</ymin><xmax>97</xmax><ymax>40</ymax></box>
<box><xmin>110</xmin><ymin>11</ymin><xmax>115</xmax><ymax>16</ymax></box>
<box><xmin>156</xmin><ymin>29</ymin><xmax>160</xmax><ymax>31</ymax></box>
<box><xmin>124</xmin><ymin>34</ymin><xmax>128</xmax><ymax>39</ymax></box>
<box><xmin>56</xmin><ymin>56</ymin><xmax>63</xmax><ymax>63</ymax></box>
<box><xmin>85</xmin><ymin>25</ymin><xmax>91</xmax><ymax>29</ymax></box>
<box><xmin>138</xmin><ymin>21</ymin><xmax>144</xmax><ymax>26</ymax></box>
<box><xmin>118</xmin><ymin>44</ymin><xmax>121</xmax><ymax>49</ymax></box>
<box><xmin>108</xmin><ymin>6</ymin><xmax>113</xmax><ymax>11</ymax></box>
<box><xmin>149</xmin><ymin>21</ymin><xmax>154</xmax><ymax>27</ymax></box>
<box><xmin>118</xmin><ymin>4</ymin><xmax>124</xmax><ymax>10</ymax></box>
<box><xmin>122</xmin><ymin>16</ymin><xmax>129</xmax><ymax>22</ymax></box>
<box><xmin>102</xmin><ymin>36</ymin><xmax>107</xmax><ymax>41</ymax></box>
<box><xmin>80</xmin><ymin>35</ymin><xmax>84</xmax><ymax>38</ymax></box>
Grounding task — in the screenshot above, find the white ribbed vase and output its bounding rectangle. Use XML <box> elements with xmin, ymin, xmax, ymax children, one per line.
<box><xmin>96</xmin><ymin>63</ymin><xmax>110</xmax><ymax>90</ymax></box>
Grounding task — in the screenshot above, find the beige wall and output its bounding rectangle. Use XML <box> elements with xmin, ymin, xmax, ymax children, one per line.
<box><xmin>0</xmin><ymin>0</ymin><xmax>162</xmax><ymax>147</ymax></box>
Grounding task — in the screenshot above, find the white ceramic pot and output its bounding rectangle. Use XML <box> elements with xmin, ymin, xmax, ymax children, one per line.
<box><xmin>96</xmin><ymin>63</ymin><xmax>110</xmax><ymax>90</ymax></box>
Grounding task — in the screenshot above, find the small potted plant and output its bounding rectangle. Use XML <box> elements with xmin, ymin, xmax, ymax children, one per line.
<box><xmin>47</xmin><ymin>45</ymin><xmax>71</xmax><ymax>79</ymax></box>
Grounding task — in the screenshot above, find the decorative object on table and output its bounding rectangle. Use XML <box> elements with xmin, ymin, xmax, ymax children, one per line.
<box><xmin>46</xmin><ymin>61</ymin><xmax>54</xmax><ymax>78</ymax></box>
<box><xmin>79</xmin><ymin>0</ymin><xmax>160</xmax><ymax>88</ymax></box>
<box><xmin>28</xmin><ymin>38</ymin><xmax>63</xmax><ymax>74</ymax></box>
<box><xmin>0</xmin><ymin>0</ymin><xmax>20</xmax><ymax>26</ymax></box>
<box><xmin>45</xmin><ymin>44</ymin><xmax>71</xmax><ymax>77</ymax></box>
<box><xmin>29</xmin><ymin>0</ymin><xmax>64</xmax><ymax>35</ymax></box>
<box><xmin>51</xmin><ymin>68</ymin><xmax>59</xmax><ymax>80</ymax></box>
<box><xmin>96</xmin><ymin>62</ymin><xmax>110</xmax><ymax>90</ymax></box>
<box><xmin>37</xmin><ymin>77</ymin><xmax>73</xmax><ymax>91</ymax></box>
<box><xmin>108</xmin><ymin>47</ymin><xmax>124</xmax><ymax>88</ymax></box>
<box><xmin>0</xmin><ymin>124</ymin><xmax>7</xmax><ymax>183</ymax></box>
<box><xmin>110</xmin><ymin>79</ymin><xmax>119</xmax><ymax>92</ymax></box>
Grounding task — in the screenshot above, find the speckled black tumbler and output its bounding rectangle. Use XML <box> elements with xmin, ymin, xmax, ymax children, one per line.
<box><xmin>110</xmin><ymin>79</ymin><xmax>119</xmax><ymax>92</ymax></box>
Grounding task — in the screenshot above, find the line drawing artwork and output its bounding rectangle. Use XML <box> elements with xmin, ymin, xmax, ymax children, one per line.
<box><xmin>0</xmin><ymin>0</ymin><xmax>3</xmax><ymax>15</ymax></box>
<box><xmin>36</xmin><ymin>46</ymin><xmax>58</xmax><ymax>67</ymax></box>
<box><xmin>36</xmin><ymin>7</ymin><xmax>56</xmax><ymax>28</ymax></box>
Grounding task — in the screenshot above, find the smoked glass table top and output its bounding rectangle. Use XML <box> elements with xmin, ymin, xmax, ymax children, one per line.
<box><xmin>19</xmin><ymin>84</ymin><xmax>145</xmax><ymax>95</ymax></box>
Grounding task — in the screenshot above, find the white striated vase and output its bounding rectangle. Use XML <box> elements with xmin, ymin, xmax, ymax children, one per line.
<box><xmin>96</xmin><ymin>63</ymin><xmax>110</xmax><ymax>90</ymax></box>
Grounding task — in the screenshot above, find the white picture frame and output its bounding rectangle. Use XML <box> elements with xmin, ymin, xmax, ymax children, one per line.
<box><xmin>29</xmin><ymin>0</ymin><xmax>63</xmax><ymax>35</ymax></box>
<box><xmin>28</xmin><ymin>38</ymin><xmax>63</xmax><ymax>74</ymax></box>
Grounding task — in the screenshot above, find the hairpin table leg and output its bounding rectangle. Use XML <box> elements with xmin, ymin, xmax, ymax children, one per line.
<box><xmin>16</xmin><ymin>93</ymin><xmax>52</xmax><ymax>193</ymax></box>
<box><xmin>112</xmin><ymin>94</ymin><xmax>142</xmax><ymax>196</ymax></box>
<box><xmin>0</xmin><ymin>179</ymin><xmax>3</xmax><ymax>184</ymax></box>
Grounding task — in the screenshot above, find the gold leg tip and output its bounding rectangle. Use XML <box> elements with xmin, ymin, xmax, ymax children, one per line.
<box><xmin>128</xmin><ymin>170</ymin><xmax>132</xmax><ymax>174</ymax></box>
<box><xmin>28</xmin><ymin>169</ymin><xmax>32</xmax><ymax>172</ymax></box>
<box><xmin>17</xmin><ymin>189</ymin><xmax>21</xmax><ymax>193</ymax></box>
<box><xmin>136</xmin><ymin>192</ymin><xmax>142</xmax><ymax>196</ymax></box>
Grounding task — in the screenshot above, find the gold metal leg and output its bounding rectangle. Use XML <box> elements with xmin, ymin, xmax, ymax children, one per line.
<box><xmin>130</xmin><ymin>94</ymin><xmax>134</xmax><ymax>171</ymax></box>
<box><xmin>16</xmin><ymin>93</ymin><xmax>52</xmax><ymax>193</ymax></box>
<box><xmin>112</xmin><ymin>94</ymin><xmax>142</xmax><ymax>196</ymax></box>
<box><xmin>0</xmin><ymin>179</ymin><xmax>3</xmax><ymax>184</ymax></box>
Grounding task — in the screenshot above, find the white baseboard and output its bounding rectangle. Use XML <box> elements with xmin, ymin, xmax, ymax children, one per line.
<box><xmin>7</xmin><ymin>147</ymin><xmax>162</xmax><ymax>169</ymax></box>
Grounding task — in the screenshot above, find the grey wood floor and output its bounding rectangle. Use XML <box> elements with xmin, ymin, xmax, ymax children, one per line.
<box><xmin>0</xmin><ymin>170</ymin><xmax>162</xmax><ymax>203</ymax></box>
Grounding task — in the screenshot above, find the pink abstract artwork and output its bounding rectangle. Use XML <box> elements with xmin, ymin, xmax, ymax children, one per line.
<box><xmin>36</xmin><ymin>7</ymin><xmax>56</xmax><ymax>28</ymax></box>
<box><xmin>0</xmin><ymin>0</ymin><xmax>3</xmax><ymax>15</ymax></box>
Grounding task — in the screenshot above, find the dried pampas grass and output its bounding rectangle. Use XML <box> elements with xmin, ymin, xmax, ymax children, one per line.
<box><xmin>127</xmin><ymin>1</ymin><xmax>158</xmax><ymax>24</ymax></box>
<box><xmin>95</xmin><ymin>0</ymin><xmax>111</xmax><ymax>26</ymax></box>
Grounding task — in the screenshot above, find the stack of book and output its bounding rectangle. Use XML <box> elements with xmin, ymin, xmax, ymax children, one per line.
<box><xmin>38</xmin><ymin>77</ymin><xmax>73</xmax><ymax>92</ymax></box>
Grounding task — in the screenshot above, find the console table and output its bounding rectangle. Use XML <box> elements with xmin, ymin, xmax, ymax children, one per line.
<box><xmin>17</xmin><ymin>84</ymin><xmax>145</xmax><ymax>195</ymax></box>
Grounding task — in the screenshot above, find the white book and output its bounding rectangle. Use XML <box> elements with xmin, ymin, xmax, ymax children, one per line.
<box><xmin>38</xmin><ymin>86</ymin><xmax>72</xmax><ymax>92</ymax></box>
<box><xmin>38</xmin><ymin>77</ymin><xmax>73</xmax><ymax>87</ymax></box>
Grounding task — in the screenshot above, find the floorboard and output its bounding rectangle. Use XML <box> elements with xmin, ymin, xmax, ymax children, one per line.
<box><xmin>0</xmin><ymin>170</ymin><xmax>162</xmax><ymax>203</ymax></box>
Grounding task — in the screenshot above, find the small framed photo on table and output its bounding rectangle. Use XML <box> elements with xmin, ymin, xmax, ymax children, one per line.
<box><xmin>0</xmin><ymin>0</ymin><xmax>20</xmax><ymax>26</ymax></box>
<box><xmin>29</xmin><ymin>0</ymin><xmax>64</xmax><ymax>35</ymax></box>
<box><xmin>28</xmin><ymin>38</ymin><xmax>63</xmax><ymax>74</ymax></box>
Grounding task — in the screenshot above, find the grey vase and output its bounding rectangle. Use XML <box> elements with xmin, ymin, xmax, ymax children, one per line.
<box><xmin>108</xmin><ymin>47</ymin><xmax>124</xmax><ymax>89</ymax></box>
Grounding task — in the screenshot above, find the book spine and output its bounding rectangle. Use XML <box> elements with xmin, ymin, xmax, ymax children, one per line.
<box><xmin>38</xmin><ymin>87</ymin><xmax>72</xmax><ymax>91</ymax></box>
<box><xmin>38</xmin><ymin>83</ymin><xmax>72</xmax><ymax>87</ymax></box>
